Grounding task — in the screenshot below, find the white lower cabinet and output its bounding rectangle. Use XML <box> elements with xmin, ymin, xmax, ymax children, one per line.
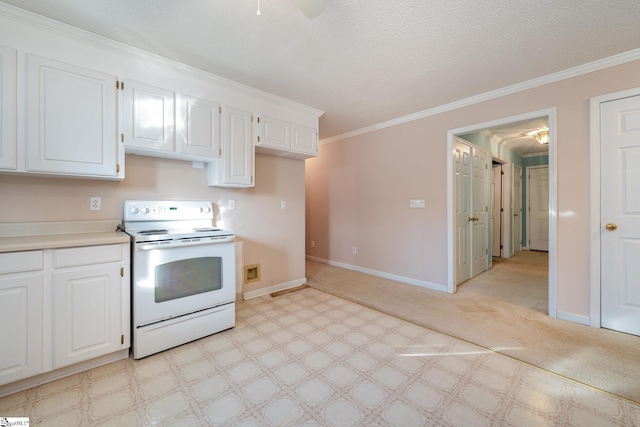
<box><xmin>0</xmin><ymin>251</ymin><xmax>44</xmax><ymax>386</ymax></box>
<box><xmin>0</xmin><ymin>244</ymin><xmax>130</xmax><ymax>388</ymax></box>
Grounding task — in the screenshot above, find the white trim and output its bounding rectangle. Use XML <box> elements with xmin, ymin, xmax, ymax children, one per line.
<box><xmin>589</xmin><ymin>86</ymin><xmax>640</xmax><ymax>328</ymax></box>
<box><xmin>557</xmin><ymin>311</ymin><xmax>590</xmax><ymax>326</ymax></box>
<box><xmin>447</xmin><ymin>108</ymin><xmax>558</xmax><ymax>319</ymax></box>
<box><xmin>242</xmin><ymin>278</ymin><xmax>307</xmax><ymax>300</ymax></box>
<box><xmin>320</xmin><ymin>49</ymin><xmax>640</xmax><ymax>145</ymax></box>
<box><xmin>306</xmin><ymin>255</ymin><xmax>448</xmax><ymax>293</ymax></box>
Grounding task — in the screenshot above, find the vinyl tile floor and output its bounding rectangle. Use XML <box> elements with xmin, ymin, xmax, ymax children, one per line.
<box><xmin>1</xmin><ymin>288</ymin><xmax>639</xmax><ymax>426</ymax></box>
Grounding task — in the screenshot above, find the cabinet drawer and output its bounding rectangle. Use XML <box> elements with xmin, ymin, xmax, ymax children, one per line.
<box><xmin>0</xmin><ymin>251</ymin><xmax>43</xmax><ymax>274</ymax></box>
<box><xmin>54</xmin><ymin>244</ymin><xmax>122</xmax><ymax>268</ymax></box>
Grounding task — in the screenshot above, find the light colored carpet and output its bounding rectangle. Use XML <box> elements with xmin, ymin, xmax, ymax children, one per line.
<box><xmin>306</xmin><ymin>253</ymin><xmax>640</xmax><ymax>404</ymax></box>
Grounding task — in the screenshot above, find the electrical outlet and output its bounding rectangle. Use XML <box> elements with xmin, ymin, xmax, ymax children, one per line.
<box><xmin>311</xmin><ymin>240</ymin><xmax>315</xmax><ymax>248</ymax></box>
<box><xmin>352</xmin><ymin>246</ymin><xmax>357</xmax><ymax>254</ymax></box>
<box><xmin>229</xmin><ymin>200</ymin><xmax>236</xmax><ymax>210</ymax></box>
<box><xmin>90</xmin><ymin>197</ymin><xmax>101</xmax><ymax>211</ymax></box>
<box><xmin>410</xmin><ymin>199</ymin><xmax>426</xmax><ymax>208</ymax></box>
<box><xmin>281</xmin><ymin>201</ymin><xmax>287</xmax><ymax>210</ymax></box>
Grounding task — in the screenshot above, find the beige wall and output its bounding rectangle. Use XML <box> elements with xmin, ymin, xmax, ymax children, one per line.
<box><xmin>0</xmin><ymin>153</ymin><xmax>306</xmax><ymax>294</ymax></box>
<box><xmin>305</xmin><ymin>59</ymin><xmax>640</xmax><ymax>319</ymax></box>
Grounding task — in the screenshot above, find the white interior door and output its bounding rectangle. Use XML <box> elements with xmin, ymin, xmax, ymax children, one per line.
<box><xmin>471</xmin><ymin>148</ymin><xmax>489</xmax><ymax>275</ymax></box>
<box><xmin>513</xmin><ymin>165</ymin><xmax>523</xmax><ymax>253</ymax></box>
<box><xmin>600</xmin><ymin>95</ymin><xmax>640</xmax><ymax>336</ymax></box>
<box><xmin>454</xmin><ymin>139</ymin><xmax>489</xmax><ymax>284</ymax></box>
<box><xmin>454</xmin><ymin>140</ymin><xmax>471</xmax><ymax>284</ymax></box>
<box><xmin>528</xmin><ymin>166</ymin><xmax>549</xmax><ymax>251</ymax></box>
<box><xmin>492</xmin><ymin>164</ymin><xmax>502</xmax><ymax>258</ymax></box>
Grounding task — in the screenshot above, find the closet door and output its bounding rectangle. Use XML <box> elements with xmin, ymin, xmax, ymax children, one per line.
<box><xmin>454</xmin><ymin>139</ymin><xmax>489</xmax><ymax>285</ymax></box>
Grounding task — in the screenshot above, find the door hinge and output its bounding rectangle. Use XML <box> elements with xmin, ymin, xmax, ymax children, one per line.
<box><xmin>257</xmin><ymin>136</ymin><xmax>261</xmax><ymax>142</ymax></box>
<box><xmin>219</xmin><ymin>148</ymin><xmax>222</xmax><ymax>156</ymax></box>
<box><xmin>501</xmin><ymin>170</ymin><xmax>504</xmax><ymax>175</ymax></box>
<box><xmin>116</xmin><ymin>163</ymin><xmax>120</xmax><ymax>173</ymax></box>
<box><xmin>500</xmin><ymin>244</ymin><xmax>503</xmax><ymax>249</ymax></box>
<box><xmin>121</xmin><ymin>134</ymin><xmax>124</xmax><ymax>143</ymax></box>
<box><xmin>486</xmin><ymin>249</ymin><xmax>488</xmax><ymax>254</ymax></box>
<box><xmin>116</xmin><ymin>81</ymin><xmax>124</xmax><ymax>90</ymax></box>
<box><xmin>120</xmin><ymin>267</ymin><xmax>124</xmax><ymax>277</ymax></box>
<box><xmin>219</xmin><ymin>106</ymin><xmax>222</xmax><ymax>114</ymax></box>
<box><xmin>257</xmin><ymin>116</ymin><xmax>260</xmax><ymax>123</ymax></box>
<box><xmin>251</xmin><ymin>175</ymin><xmax>254</xmax><ymax>183</ymax></box>
<box><xmin>121</xmin><ymin>334</ymin><xmax>124</xmax><ymax>345</ymax></box>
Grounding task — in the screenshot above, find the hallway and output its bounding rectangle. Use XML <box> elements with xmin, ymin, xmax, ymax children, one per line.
<box><xmin>457</xmin><ymin>251</ymin><xmax>548</xmax><ymax>313</ymax></box>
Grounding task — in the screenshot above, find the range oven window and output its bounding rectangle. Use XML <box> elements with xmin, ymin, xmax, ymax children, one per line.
<box><xmin>155</xmin><ymin>257</ymin><xmax>222</xmax><ymax>303</ymax></box>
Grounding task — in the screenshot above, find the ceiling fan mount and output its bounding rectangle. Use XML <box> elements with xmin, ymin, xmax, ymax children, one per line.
<box><xmin>296</xmin><ymin>0</ymin><xmax>325</xmax><ymax>18</ymax></box>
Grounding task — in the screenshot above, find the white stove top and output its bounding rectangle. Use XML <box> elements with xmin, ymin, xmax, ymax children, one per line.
<box><xmin>122</xmin><ymin>200</ymin><xmax>234</xmax><ymax>243</ymax></box>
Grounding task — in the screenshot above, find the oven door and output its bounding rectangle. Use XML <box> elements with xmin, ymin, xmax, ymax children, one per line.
<box><xmin>132</xmin><ymin>239</ymin><xmax>235</xmax><ymax>327</ymax></box>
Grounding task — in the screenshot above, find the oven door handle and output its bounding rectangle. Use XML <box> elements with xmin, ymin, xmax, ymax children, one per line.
<box><xmin>136</xmin><ymin>236</ymin><xmax>234</xmax><ymax>251</ymax></box>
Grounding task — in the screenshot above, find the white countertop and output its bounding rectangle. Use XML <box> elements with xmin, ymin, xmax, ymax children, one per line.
<box><xmin>0</xmin><ymin>220</ymin><xmax>130</xmax><ymax>253</ymax></box>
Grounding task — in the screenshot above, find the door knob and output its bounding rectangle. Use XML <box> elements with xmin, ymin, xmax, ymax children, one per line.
<box><xmin>605</xmin><ymin>223</ymin><xmax>618</xmax><ymax>231</ymax></box>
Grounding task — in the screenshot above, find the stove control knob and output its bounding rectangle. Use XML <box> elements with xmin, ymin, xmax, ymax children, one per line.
<box><xmin>141</xmin><ymin>207</ymin><xmax>150</xmax><ymax>214</ymax></box>
<box><xmin>129</xmin><ymin>207</ymin><xmax>139</xmax><ymax>215</ymax></box>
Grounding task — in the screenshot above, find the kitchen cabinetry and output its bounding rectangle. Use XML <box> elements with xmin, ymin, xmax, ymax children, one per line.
<box><xmin>121</xmin><ymin>79</ymin><xmax>176</xmax><ymax>155</ymax></box>
<box><xmin>52</xmin><ymin>245</ymin><xmax>128</xmax><ymax>369</ymax></box>
<box><xmin>208</xmin><ymin>106</ymin><xmax>254</xmax><ymax>187</ymax></box>
<box><xmin>0</xmin><ymin>243</ymin><xmax>129</xmax><ymax>388</ymax></box>
<box><xmin>24</xmin><ymin>54</ymin><xmax>123</xmax><ymax>179</ymax></box>
<box><xmin>255</xmin><ymin>115</ymin><xmax>318</xmax><ymax>159</ymax></box>
<box><xmin>177</xmin><ymin>94</ymin><xmax>221</xmax><ymax>159</ymax></box>
<box><xmin>0</xmin><ymin>45</ymin><xmax>16</xmax><ymax>170</ymax></box>
<box><xmin>0</xmin><ymin>251</ymin><xmax>44</xmax><ymax>386</ymax></box>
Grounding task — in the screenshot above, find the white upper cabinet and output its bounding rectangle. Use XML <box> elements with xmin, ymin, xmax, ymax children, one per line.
<box><xmin>291</xmin><ymin>123</ymin><xmax>318</xmax><ymax>157</ymax></box>
<box><xmin>24</xmin><ymin>55</ymin><xmax>123</xmax><ymax>179</ymax></box>
<box><xmin>0</xmin><ymin>46</ymin><xmax>16</xmax><ymax>170</ymax></box>
<box><xmin>121</xmin><ymin>80</ymin><xmax>175</xmax><ymax>154</ymax></box>
<box><xmin>255</xmin><ymin>115</ymin><xmax>318</xmax><ymax>159</ymax></box>
<box><xmin>208</xmin><ymin>106</ymin><xmax>254</xmax><ymax>187</ymax></box>
<box><xmin>177</xmin><ymin>94</ymin><xmax>221</xmax><ymax>159</ymax></box>
<box><xmin>256</xmin><ymin>115</ymin><xmax>290</xmax><ymax>153</ymax></box>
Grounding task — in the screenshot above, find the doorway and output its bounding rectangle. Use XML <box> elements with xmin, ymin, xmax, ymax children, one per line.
<box><xmin>447</xmin><ymin>108</ymin><xmax>557</xmax><ymax>318</ymax></box>
<box><xmin>492</xmin><ymin>160</ymin><xmax>504</xmax><ymax>259</ymax></box>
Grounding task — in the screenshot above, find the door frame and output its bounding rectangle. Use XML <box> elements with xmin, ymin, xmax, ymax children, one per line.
<box><xmin>447</xmin><ymin>107</ymin><xmax>558</xmax><ymax>319</ymax></box>
<box><xmin>589</xmin><ymin>87</ymin><xmax>640</xmax><ymax>328</ymax></box>
<box><xmin>512</xmin><ymin>164</ymin><xmax>523</xmax><ymax>254</ymax></box>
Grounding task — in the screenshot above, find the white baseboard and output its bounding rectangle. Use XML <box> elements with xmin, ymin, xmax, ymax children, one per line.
<box><xmin>243</xmin><ymin>278</ymin><xmax>308</xmax><ymax>300</ymax></box>
<box><xmin>306</xmin><ymin>255</ymin><xmax>448</xmax><ymax>293</ymax></box>
<box><xmin>556</xmin><ymin>311</ymin><xmax>590</xmax><ymax>326</ymax></box>
<box><xmin>0</xmin><ymin>349</ymin><xmax>129</xmax><ymax>398</ymax></box>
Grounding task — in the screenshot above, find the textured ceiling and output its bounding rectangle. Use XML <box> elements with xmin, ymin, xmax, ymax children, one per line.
<box><xmin>3</xmin><ymin>0</ymin><xmax>640</xmax><ymax>140</ymax></box>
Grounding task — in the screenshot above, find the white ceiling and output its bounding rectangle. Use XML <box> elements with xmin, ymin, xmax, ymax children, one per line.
<box><xmin>3</xmin><ymin>0</ymin><xmax>640</xmax><ymax>140</ymax></box>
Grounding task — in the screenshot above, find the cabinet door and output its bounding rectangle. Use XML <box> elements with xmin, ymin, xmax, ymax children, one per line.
<box><xmin>0</xmin><ymin>272</ymin><xmax>43</xmax><ymax>386</ymax></box>
<box><xmin>122</xmin><ymin>80</ymin><xmax>175</xmax><ymax>153</ymax></box>
<box><xmin>291</xmin><ymin>123</ymin><xmax>318</xmax><ymax>156</ymax></box>
<box><xmin>0</xmin><ymin>46</ymin><xmax>16</xmax><ymax>170</ymax></box>
<box><xmin>52</xmin><ymin>265</ymin><xmax>123</xmax><ymax>369</ymax></box>
<box><xmin>25</xmin><ymin>54</ymin><xmax>121</xmax><ymax>178</ymax></box>
<box><xmin>256</xmin><ymin>115</ymin><xmax>290</xmax><ymax>151</ymax></box>
<box><xmin>178</xmin><ymin>94</ymin><xmax>220</xmax><ymax>159</ymax></box>
<box><xmin>209</xmin><ymin>106</ymin><xmax>254</xmax><ymax>187</ymax></box>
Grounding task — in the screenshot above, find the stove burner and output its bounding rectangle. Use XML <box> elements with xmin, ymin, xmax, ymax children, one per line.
<box><xmin>139</xmin><ymin>229</ymin><xmax>169</xmax><ymax>235</ymax></box>
<box><xmin>193</xmin><ymin>227</ymin><xmax>221</xmax><ymax>232</ymax></box>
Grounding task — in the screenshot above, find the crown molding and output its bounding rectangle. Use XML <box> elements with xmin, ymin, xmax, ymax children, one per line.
<box><xmin>320</xmin><ymin>48</ymin><xmax>640</xmax><ymax>145</ymax></box>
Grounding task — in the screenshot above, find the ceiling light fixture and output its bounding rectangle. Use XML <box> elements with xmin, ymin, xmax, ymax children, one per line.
<box><xmin>533</xmin><ymin>129</ymin><xmax>549</xmax><ymax>145</ymax></box>
<box><xmin>257</xmin><ymin>0</ymin><xmax>261</xmax><ymax>16</ymax></box>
